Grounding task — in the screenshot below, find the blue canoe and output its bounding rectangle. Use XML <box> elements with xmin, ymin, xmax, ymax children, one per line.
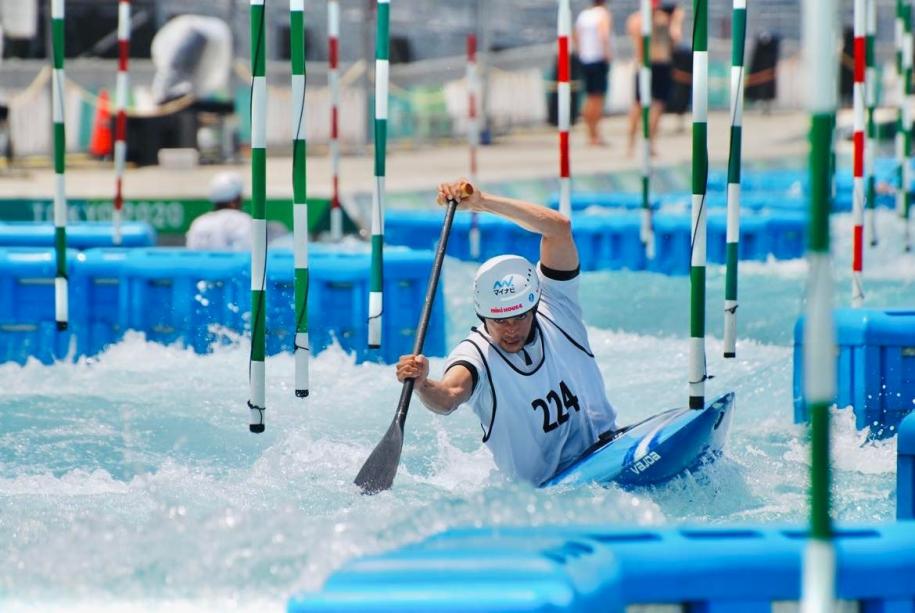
<box><xmin>543</xmin><ymin>392</ymin><xmax>735</xmax><ymax>487</ymax></box>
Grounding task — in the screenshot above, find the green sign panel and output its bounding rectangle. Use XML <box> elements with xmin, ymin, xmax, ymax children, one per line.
<box><xmin>0</xmin><ymin>196</ymin><xmax>340</xmax><ymax>236</ymax></box>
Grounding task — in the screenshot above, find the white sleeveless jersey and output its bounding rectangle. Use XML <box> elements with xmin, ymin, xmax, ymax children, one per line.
<box><xmin>575</xmin><ymin>6</ymin><xmax>610</xmax><ymax>64</ymax></box>
<box><xmin>444</xmin><ymin>266</ymin><xmax>617</xmax><ymax>486</ymax></box>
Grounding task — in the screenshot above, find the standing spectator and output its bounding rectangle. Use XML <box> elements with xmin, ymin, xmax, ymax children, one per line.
<box><xmin>626</xmin><ymin>0</ymin><xmax>684</xmax><ymax>156</ymax></box>
<box><xmin>574</xmin><ymin>0</ymin><xmax>614</xmax><ymax>146</ymax></box>
<box><xmin>186</xmin><ymin>172</ymin><xmax>253</xmax><ymax>251</ymax></box>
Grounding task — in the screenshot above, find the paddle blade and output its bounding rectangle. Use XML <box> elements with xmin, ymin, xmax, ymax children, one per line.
<box><xmin>354</xmin><ymin>418</ymin><xmax>404</xmax><ymax>495</ymax></box>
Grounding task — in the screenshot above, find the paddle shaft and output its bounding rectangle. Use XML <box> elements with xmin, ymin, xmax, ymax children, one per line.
<box><xmin>394</xmin><ymin>196</ymin><xmax>461</xmax><ymax>429</ymax></box>
<box><xmin>354</xmin><ymin>184</ymin><xmax>471</xmax><ymax>493</ymax></box>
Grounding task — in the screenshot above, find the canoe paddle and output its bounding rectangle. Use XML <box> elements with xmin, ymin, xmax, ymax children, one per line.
<box><xmin>354</xmin><ymin>182</ymin><xmax>473</xmax><ymax>495</ymax></box>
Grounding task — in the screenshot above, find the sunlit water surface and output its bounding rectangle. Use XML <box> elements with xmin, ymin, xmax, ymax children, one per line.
<box><xmin>0</xmin><ymin>212</ymin><xmax>912</xmax><ymax>611</ymax></box>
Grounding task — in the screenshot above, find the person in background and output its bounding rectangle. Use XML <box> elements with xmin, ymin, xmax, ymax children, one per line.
<box><xmin>186</xmin><ymin>171</ymin><xmax>252</xmax><ymax>251</ymax></box>
<box><xmin>625</xmin><ymin>0</ymin><xmax>684</xmax><ymax>156</ymax></box>
<box><xmin>573</xmin><ymin>0</ymin><xmax>614</xmax><ymax>146</ymax></box>
<box><xmin>394</xmin><ymin>180</ymin><xmax>618</xmax><ymax>486</ymax></box>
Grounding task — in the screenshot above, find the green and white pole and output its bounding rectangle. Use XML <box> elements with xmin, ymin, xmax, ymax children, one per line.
<box><xmin>689</xmin><ymin>0</ymin><xmax>708</xmax><ymax>409</ymax></box>
<box><xmin>800</xmin><ymin>0</ymin><xmax>837</xmax><ymax>609</ymax></box>
<box><xmin>249</xmin><ymin>0</ymin><xmax>267</xmax><ymax>432</ymax></box>
<box><xmin>905</xmin><ymin>4</ymin><xmax>914</xmax><ymax>251</ymax></box>
<box><xmin>368</xmin><ymin>0</ymin><xmax>390</xmax><ymax>349</ymax></box>
<box><xmin>865</xmin><ymin>0</ymin><xmax>878</xmax><ymax>246</ymax></box>
<box><xmin>51</xmin><ymin>0</ymin><xmax>68</xmax><ymax>331</ymax></box>
<box><xmin>723</xmin><ymin>0</ymin><xmax>746</xmax><ymax>358</ymax></box>
<box><xmin>328</xmin><ymin>0</ymin><xmax>343</xmax><ymax>241</ymax></box>
<box><xmin>291</xmin><ymin>0</ymin><xmax>310</xmax><ymax>398</ymax></box>
<box><xmin>639</xmin><ymin>0</ymin><xmax>654</xmax><ymax>259</ymax></box>
<box><xmin>896</xmin><ymin>0</ymin><xmax>906</xmax><ymax>219</ymax></box>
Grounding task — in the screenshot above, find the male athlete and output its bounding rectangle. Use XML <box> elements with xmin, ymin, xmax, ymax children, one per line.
<box><xmin>395</xmin><ymin>180</ymin><xmax>618</xmax><ymax>486</ymax></box>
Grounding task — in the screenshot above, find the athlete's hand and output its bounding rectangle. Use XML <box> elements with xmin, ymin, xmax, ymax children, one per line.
<box><xmin>396</xmin><ymin>354</ymin><xmax>429</xmax><ymax>384</ymax></box>
<box><xmin>436</xmin><ymin>180</ymin><xmax>481</xmax><ymax>211</ymax></box>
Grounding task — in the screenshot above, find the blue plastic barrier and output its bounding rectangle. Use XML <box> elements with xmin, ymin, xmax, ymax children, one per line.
<box><xmin>385</xmin><ymin>210</ymin><xmax>806</xmax><ymax>275</ymax></box>
<box><xmin>900</xmin><ymin>412</ymin><xmax>915</xmax><ymax>520</ymax></box>
<box><xmin>794</xmin><ymin>309</ymin><xmax>915</xmax><ymax>437</ymax></box>
<box><xmin>646</xmin><ymin>214</ymin><xmax>691</xmax><ymax>275</ymax></box>
<box><xmin>70</xmin><ymin>248</ymin><xmax>130</xmax><ymax>357</ymax></box>
<box><xmin>765</xmin><ymin>211</ymin><xmax>806</xmax><ymax>260</ymax></box>
<box><xmin>266</xmin><ymin>248</ymin><xmax>445</xmax><ymax>363</ymax></box>
<box><xmin>573</xmin><ymin>214</ymin><xmax>646</xmax><ymax>271</ymax></box>
<box><xmin>119</xmin><ymin>249</ymin><xmax>249</xmax><ymax>354</ymax></box>
<box><xmin>288</xmin><ymin>522</ymin><xmax>915</xmax><ymax>612</ymax></box>
<box><xmin>548</xmin><ymin>192</ymin><xmax>661</xmax><ymax>211</ymax></box>
<box><xmin>0</xmin><ymin>222</ymin><xmax>156</xmax><ymax>249</ymax></box>
<box><xmin>0</xmin><ymin>248</ymin><xmax>75</xmax><ymax>364</ymax></box>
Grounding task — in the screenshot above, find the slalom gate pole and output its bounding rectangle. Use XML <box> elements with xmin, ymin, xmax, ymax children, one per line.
<box><xmin>865</xmin><ymin>0</ymin><xmax>878</xmax><ymax>246</ymax></box>
<box><xmin>328</xmin><ymin>0</ymin><xmax>343</xmax><ymax>241</ymax></box>
<box><xmin>467</xmin><ymin>33</ymin><xmax>481</xmax><ymax>260</ymax></box>
<box><xmin>249</xmin><ymin>0</ymin><xmax>268</xmax><ymax>432</ymax></box>
<box><xmin>905</xmin><ymin>3</ymin><xmax>914</xmax><ymax>251</ymax></box>
<box><xmin>368</xmin><ymin>0</ymin><xmax>390</xmax><ymax>349</ymax></box>
<box><xmin>689</xmin><ymin>0</ymin><xmax>708</xmax><ymax>409</ymax></box>
<box><xmin>723</xmin><ymin>0</ymin><xmax>746</xmax><ymax>357</ymax></box>
<box><xmin>291</xmin><ymin>0</ymin><xmax>310</xmax><ymax>398</ymax></box>
<box><xmin>852</xmin><ymin>0</ymin><xmax>866</xmax><ymax>306</ymax></box>
<box><xmin>52</xmin><ymin>0</ymin><xmax>68</xmax><ymax>331</ymax></box>
<box><xmin>800</xmin><ymin>0</ymin><xmax>838</xmax><ymax>608</ymax></box>
<box><xmin>113</xmin><ymin>0</ymin><xmax>130</xmax><ymax>245</ymax></box>
<box><xmin>639</xmin><ymin>0</ymin><xmax>654</xmax><ymax>259</ymax></box>
<box><xmin>557</xmin><ymin>0</ymin><xmax>572</xmax><ymax>220</ymax></box>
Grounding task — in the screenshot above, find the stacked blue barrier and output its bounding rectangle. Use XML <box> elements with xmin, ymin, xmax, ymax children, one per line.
<box><xmin>900</xmin><ymin>412</ymin><xmax>915</xmax><ymax>519</ymax></box>
<box><xmin>266</xmin><ymin>248</ymin><xmax>445</xmax><ymax>363</ymax></box>
<box><xmin>119</xmin><ymin>249</ymin><xmax>250</xmax><ymax>354</ymax></box>
<box><xmin>0</xmin><ymin>246</ymin><xmax>445</xmax><ymax>366</ymax></box>
<box><xmin>0</xmin><ymin>222</ymin><xmax>156</xmax><ymax>249</ymax></box>
<box><xmin>288</xmin><ymin>523</ymin><xmax>915</xmax><ymax>612</ymax></box>
<box><xmin>794</xmin><ymin>309</ymin><xmax>915</xmax><ymax>437</ymax></box>
<box><xmin>70</xmin><ymin>248</ymin><xmax>130</xmax><ymax>357</ymax></box>
<box><xmin>0</xmin><ymin>248</ymin><xmax>76</xmax><ymax>364</ymax></box>
<box><xmin>385</xmin><ymin>209</ymin><xmax>806</xmax><ymax>275</ymax></box>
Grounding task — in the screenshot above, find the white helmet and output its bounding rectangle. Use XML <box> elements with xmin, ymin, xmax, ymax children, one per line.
<box><xmin>209</xmin><ymin>171</ymin><xmax>244</xmax><ymax>204</ymax></box>
<box><xmin>473</xmin><ymin>255</ymin><xmax>541</xmax><ymax>319</ymax></box>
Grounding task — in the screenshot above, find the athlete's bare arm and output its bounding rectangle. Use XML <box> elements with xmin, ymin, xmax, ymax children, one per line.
<box><xmin>396</xmin><ymin>354</ymin><xmax>474</xmax><ymax>415</ymax></box>
<box><xmin>437</xmin><ymin>181</ymin><xmax>579</xmax><ymax>272</ymax></box>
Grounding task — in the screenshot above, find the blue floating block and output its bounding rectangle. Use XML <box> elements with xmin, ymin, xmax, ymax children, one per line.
<box><xmin>763</xmin><ymin>212</ymin><xmax>806</xmax><ymax>261</ymax></box>
<box><xmin>0</xmin><ymin>248</ymin><xmax>76</xmax><ymax>364</ymax></box>
<box><xmin>0</xmin><ymin>222</ymin><xmax>156</xmax><ymax>249</ymax></box>
<box><xmin>706</xmin><ymin>213</ymin><xmax>770</xmax><ymax>264</ymax></box>
<box><xmin>573</xmin><ymin>215</ymin><xmax>646</xmax><ymax>271</ymax></box>
<box><xmin>548</xmin><ymin>192</ymin><xmax>661</xmax><ymax>212</ymax></box>
<box><xmin>119</xmin><ymin>249</ymin><xmax>249</xmax><ymax>354</ymax></box>
<box><xmin>794</xmin><ymin>308</ymin><xmax>915</xmax><ymax>437</ymax></box>
<box><xmin>266</xmin><ymin>248</ymin><xmax>445</xmax><ymax>364</ymax></box>
<box><xmin>290</xmin><ymin>523</ymin><xmax>915</xmax><ymax>611</ymax></box>
<box><xmin>647</xmin><ymin>215</ymin><xmax>691</xmax><ymax>276</ymax></box>
<box><xmin>900</xmin><ymin>413</ymin><xmax>915</xmax><ymax>520</ymax></box>
<box><xmin>70</xmin><ymin>248</ymin><xmax>130</xmax><ymax>357</ymax></box>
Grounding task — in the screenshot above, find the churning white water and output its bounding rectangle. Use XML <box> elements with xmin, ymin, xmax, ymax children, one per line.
<box><xmin>0</xmin><ymin>211</ymin><xmax>910</xmax><ymax>611</ymax></box>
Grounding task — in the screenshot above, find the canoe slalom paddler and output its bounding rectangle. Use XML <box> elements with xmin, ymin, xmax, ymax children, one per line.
<box><xmin>395</xmin><ymin>180</ymin><xmax>619</xmax><ymax>485</ymax></box>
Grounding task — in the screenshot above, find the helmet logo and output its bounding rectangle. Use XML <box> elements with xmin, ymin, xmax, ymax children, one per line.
<box><xmin>492</xmin><ymin>274</ymin><xmax>523</xmax><ymax>296</ymax></box>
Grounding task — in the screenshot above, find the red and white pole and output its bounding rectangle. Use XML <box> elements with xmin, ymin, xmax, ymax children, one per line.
<box><xmin>467</xmin><ymin>33</ymin><xmax>481</xmax><ymax>259</ymax></box>
<box><xmin>328</xmin><ymin>0</ymin><xmax>342</xmax><ymax>241</ymax></box>
<box><xmin>852</xmin><ymin>0</ymin><xmax>866</xmax><ymax>306</ymax></box>
<box><xmin>113</xmin><ymin>0</ymin><xmax>130</xmax><ymax>245</ymax></box>
<box><xmin>557</xmin><ymin>0</ymin><xmax>572</xmax><ymax>219</ymax></box>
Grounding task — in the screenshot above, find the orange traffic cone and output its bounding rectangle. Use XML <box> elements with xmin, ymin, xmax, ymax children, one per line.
<box><xmin>89</xmin><ymin>89</ymin><xmax>113</xmax><ymax>159</ymax></box>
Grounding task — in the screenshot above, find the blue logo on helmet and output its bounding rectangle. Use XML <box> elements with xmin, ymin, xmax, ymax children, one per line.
<box><xmin>528</xmin><ymin>292</ymin><xmax>535</xmax><ymax>303</ymax></box>
<box><xmin>492</xmin><ymin>276</ymin><xmax>517</xmax><ymax>296</ymax></box>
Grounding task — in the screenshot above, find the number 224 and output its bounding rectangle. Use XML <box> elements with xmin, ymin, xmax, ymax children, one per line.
<box><xmin>531</xmin><ymin>380</ymin><xmax>580</xmax><ymax>433</ymax></box>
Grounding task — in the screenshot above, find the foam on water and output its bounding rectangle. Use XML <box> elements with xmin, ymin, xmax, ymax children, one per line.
<box><xmin>0</xmin><ymin>211</ymin><xmax>910</xmax><ymax>610</ymax></box>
